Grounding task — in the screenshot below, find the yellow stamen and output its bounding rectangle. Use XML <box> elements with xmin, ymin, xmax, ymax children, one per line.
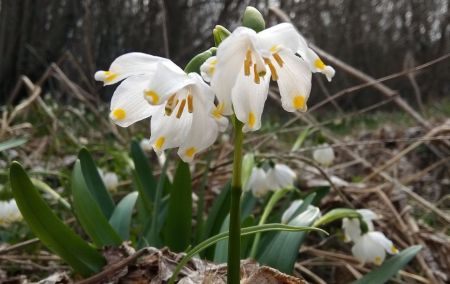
<box><xmin>245</xmin><ymin>49</ymin><xmax>252</xmax><ymax>65</ymax></box>
<box><xmin>374</xmin><ymin>256</ymin><xmax>382</xmax><ymax>265</ymax></box>
<box><xmin>104</xmin><ymin>71</ymin><xmax>117</xmax><ymax>83</ymax></box>
<box><xmin>273</xmin><ymin>53</ymin><xmax>284</xmax><ymax>67</ymax></box>
<box><xmin>292</xmin><ymin>95</ymin><xmax>305</xmax><ymax>110</ymax></box>
<box><xmin>111</xmin><ymin>108</ymin><xmax>126</xmax><ymax>120</ymax></box>
<box><xmin>176</xmin><ymin>99</ymin><xmax>186</xmax><ymax>118</ymax></box>
<box><xmin>184</xmin><ymin>147</ymin><xmax>196</xmax><ymax>158</ymax></box>
<box><xmin>391</xmin><ymin>245</ymin><xmax>399</xmax><ymax>254</ymax></box>
<box><xmin>212</xmin><ymin>103</ymin><xmax>224</xmax><ymax>118</ymax></box>
<box><xmin>264</xmin><ymin>58</ymin><xmax>278</xmax><ymax>81</ymax></box>
<box><xmin>208</xmin><ymin>58</ymin><xmax>218</xmax><ymax>75</ymax></box>
<box><xmin>187</xmin><ymin>95</ymin><xmax>194</xmax><ymax>113</ymax></box>
<box><xmin>165</xmin><ymin>95</ymin><xmax>177</xmax><ymax>115</ymax></box>
<box><xmin>244</xmin><ymin>49</ymin><xmax>253</xmax><ymax>76</ymax></box>
<box><xmin>253</xmin><ymin>64</ymin><xmax>260</xmax><ymax>84</ymax></box>
<box><xmin>270</xmin><ymin>45</ymin><xmax>280</xmax><ymax>53</ymax></box>
<box><xmin>144</xmin><ymin>90</ymin><xmax>159</xmax><ymax>104</ymax></box>
<box><xmin>154</xmin><ymin>136</ymin><xmax>165</xmax><ymax>150</ymax></box>
<box><xmin>248</xmin><ymin>112</ymin><xmax>256</xmax><ymax>128</ymax></box>
<box><xmin>314</xmin><ymin>58</ymin><xmax>326</xmax><ymax>70</ymax></box>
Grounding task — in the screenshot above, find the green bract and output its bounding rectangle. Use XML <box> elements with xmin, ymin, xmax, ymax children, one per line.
<box><xmin>242</xmin><ymin>6</ymin><xmax>265</xmax><ymax>32</ymax></box>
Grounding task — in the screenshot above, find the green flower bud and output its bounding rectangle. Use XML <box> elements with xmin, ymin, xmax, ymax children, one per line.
<box><xmin>213</xmin><ymin>25</ymin><xmax>231</xmax><ymax>46</ymax></box>
<box><xmin>184</xmin><ymin>47</ymin><xmax>216</xmax><ymax>74</ymax></box>
<box><xmin>242</xmin><ymin>6</ymin><xmax>265</xmax><ymax>32</ymax></box>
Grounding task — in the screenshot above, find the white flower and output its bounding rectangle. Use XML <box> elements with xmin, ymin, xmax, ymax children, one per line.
<box><xmin>342</xmin><ymin>209</ymin><xmax>378</xmax><ymax>242</ymax></box>
<box><xmin>313</xmin><ymin>143</ymin><xmax>335</xmax><ymax>167</ymax></box>
<box><xmin>95</xmin><ymin>53</ymin><xmax>227</xmax><ymax>162</ymax></box>
<box><xmin>266</xmin><ymin>163</ymin><xmax>296</xmax><ymax>190</ymax></box>
<box><xmin>246</xmin><ymin>167</ymin><xmax>270</xmax><ymax>198</ymax></box>
<box><xmin>282</xmin><ymin>199</ymin><xmax>321</xmax><ymax>224</ymax></box>
<box><xmin>0</xmin><ymin>199</ymin><xmax>22</xmax><ymax>226</ymax></box>
<box><xmin>102</xmin><ymin>172</ymin><xmax>119</xmax><ymax>192</ymax></box>
<box><xmin>140</xmin><ymin>139</ymin><xmax>153</xmax><ymax>152</ymax></box>
<box><xmin>202</xmin><ymin>23</ymin><xmax>335</xmax><ymax>132</ymax></box>
<box><xmin>351</xmin><ymin>231</ymin><xmax>399</xmax><ymax>265</ymax></box>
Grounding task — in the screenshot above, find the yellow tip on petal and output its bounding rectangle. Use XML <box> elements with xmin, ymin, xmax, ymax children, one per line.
<box><xmin>154</xmin><ymin>136</ymin><xmax>165</xmax><ymax>150</ymax></box>
<box><xmin>292</xmin><ymin>95</ymin><xmax>305</xmax><ymax>110</ymax></box>
<box><xmin>248</xmin><ymin>112</ymin><xmax>256</xmax><ymax>128</ymax></box>
<box><xmin>212</xmin><ymin>103</ymin><xmax>224</xmax><ymax>118</ymax></box>
<box><xmin>111</xmin><ymin>108</ymin><xmax>126</xmax><ymax>120</ymax></box>
<box><xmin>374</xmin><ymin>256</ymin><xmax>382</xmax><ymax>265</ymax></box>
<box><xmin>391</xmin><ymin>245</ymin><xmax>399</xmax><ymax>254</ymax></box>
<box><xmin>144</xmin><ymin>90</ymin><xmax>159</xmax><ymax>104</ymax></box>
<box><xmin>314</xmin><ymin>58</ymin><xmax>326</xmax><ymax>70</ymax></box>
<box><xmin>185</xmin><ymin>147</ymin><xmax>196</xmax><ymax>158</ymax></box>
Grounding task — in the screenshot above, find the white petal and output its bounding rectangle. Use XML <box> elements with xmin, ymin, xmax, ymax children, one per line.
<box><xmin>231</xmin><ymin>65</ymin><xmax>270</xmax><ymax>132</ymax></box>
<box><xmin>301</xmin><ymin>48</ymin><xmax>335</xmax><ymax>81</ymax></box>
<box><xmin>95</xmin><ymin>52</ymin><xmax>176</xmax><ymax>85</ymax></box>
<box><xmin>281</xmin><ymin>199</ymin><xmax>303</xmax><ymax>224</ymax></box>
<box><xmin>109</xmin><ymin>75</ymin><xmax>158</xmax><ymax>127</ymax></box>
<box><xmin>342</xmin><ymin>218</ymin><xmax>362</xmax><ymax>242</ymax></box>
<box><xmin>246</xmin><ymin>167</ymin><xmax>269</xmax><ymax>198</ymax></box>
<box><xmin>200</xmin><ymin>56</ymin><xmax>218</xmax><ymax>83</ymax></box>
<box><xmin>352</xmin><ymin>233</ymin><xmax>386</xmax><ymax>265</ymax></box>
<box><xmin>257</xmin><ymin>23</ymin><xmax>303</xmax><ymax>56</ymax></box>
<box><xmin>274</xmin><ymin>49</ymin><xmax>312</xmax><ymax>112</ymax></box>
<box><xmin>144</xmin><ymin>63</ymin><xmax>192</xmax><ymax>105</ymax></box>
<box><xmin>368</xmin><ymin>231</ymin><xmax>398</xmax><ymax>255</ymax></box>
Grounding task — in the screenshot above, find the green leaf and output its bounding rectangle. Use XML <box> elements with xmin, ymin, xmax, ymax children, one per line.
<box><xmin>9</xmin><ymin>162</ymin><xmax>105</xmax><ymax>276</ymax></box>
<box><xmin>163</xmin><ymin>161</ymin><xmax>192</xmax><ymax>252</ymax></box>
<box><xmin>241</xmin><ymin>153</ymin><xmax>254</xmax><ymax>189</ymax></box>
<box><xmin>291</xmin><ymin>127</ymin><xmax>311</xmax><ymax>152</ymax></box>
<box><xmin>130</xmin><ymin>141</ymin><xmax>157</xmax><ymax>211</ymax></box>
<box><xmin>258</xmin><ymin>195</ymin><xmax>320</xmax><ymax>273</ymax></box>
<box><xmin>213</xmin><ymin>215</ymin><xmax>229</xmax><ymax>263</ymax></box>
<box><xmin>109</xmin><ymin>192</ymin><xmax>138</xmax><ymax>240</ymax></box>
<box><xmin>0</xmin><ymin>138</ymin><xmax>27</xmax><ymax>152</ymax></box>
<box><xmin>71</xmin><ymin>161</ymin><xmax>122</xmax><ymax>247</ymax></box>
<box><xmin>313</xmin><ymin>208</ymin><xmax>361</xmax><ymax>227</ymax></box>
<box><xmin>351</xmin><ymin>245</ymin><xmax>422</xmax><ymax>284</ymax></box>
<box><xmin>78</xmin><ymin>148</ymin><xmax>114</xmax><ymax>218</ymax></box>
<box><xmin>168</xmin><ymin>223</ymin><xmax>325</xmax><ymax>284</ymax></box>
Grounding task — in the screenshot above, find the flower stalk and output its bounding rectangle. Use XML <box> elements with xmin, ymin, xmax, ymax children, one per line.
<box><xmin>228</xmin><ymin>117</ymin><xmax>244</xmax><ymax>283</ymax></box>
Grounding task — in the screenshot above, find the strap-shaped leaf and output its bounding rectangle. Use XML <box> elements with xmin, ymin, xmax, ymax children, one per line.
<box><xmin>78</xmin><ymin>148</ymin><xmax>115</xmax><ymax>218</ymax></box>
<box><xmin>9</xmin><ymin>162</ymin><xmax>105</xmax><ymax>277</ymax></box>
<box><xmin>163</xmin><ymin>161</ymin><xmax>192</xmax><ymax>252</ymax></box>
<box><xmin>0</xmin><ymin>137</ymin><xmax>27</xmax><ymax>152</ymax></box>
<box><xmin>109</xmin><ymin>191</ymin><xmax>138</xmax><ymax>240</ymax></box>
<box><xmin>72</xmin><ymin>161</ymin><xmax>122</xmax><ymax>247</ymax></box>
<box><xmin>351</xmin><ymin>245</ymin><xmax>422</xmax><ymax>284</ymax></box>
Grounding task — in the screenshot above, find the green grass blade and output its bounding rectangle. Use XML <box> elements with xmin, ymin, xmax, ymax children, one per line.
<box><xmin>163</xmin><ymin>161</ymin><xmax>192</xmax><ymax>252</ymax></box>
<box><xmin>9</xmin><ymin>162</ymin><xmax>105</xmax><ymax>277</ymax></box>
<box><xmin>0</xmin><ymin>137</ymin><xmax>27</xmax><ymax>152</ymax></box>
<box><xmin>130</xmin><ymin>140</ymin><xmax>158</xmax><ymax>211</ymax></box>
<box><xmin>168</xmin><ymin>223</ymin><xmax>326</xmax><ymax>284</ymax></box>
<box><xmin>72</xmin><ymin>161</ymin><xmax>122</xmax><ymax>247</ymax></box>
<box><xmin>109</xmin><ymin>191</ymin><xmax>139</xmax><ymax>240</ymax></box>
<box><xmin>78</xmin><ymin>148</ymin><xmax>115</xmax><ymax>218</ymax></box>
<box><xmin>351</xmin><ymin>245</ymin><xmax>422</xmax><ymax>284</ymax></box>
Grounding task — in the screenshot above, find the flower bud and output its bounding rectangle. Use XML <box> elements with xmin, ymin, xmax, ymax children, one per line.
<box><xmin>213</xmin><ymin>25</ymin><xmax>231</xmax><ymax>46</ymax></box>
<box><xmin>242</xmin><ymin>6</ymin><xmax>265</xmax><ymax>32</ymax></box>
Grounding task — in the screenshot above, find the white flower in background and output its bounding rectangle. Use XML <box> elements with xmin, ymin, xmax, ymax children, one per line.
<box><xmin>102</xmin><ymin>171</ymin><xmax>119</xmax><ymax>192</ymax></box>
<box><xmin>140</xmin><ymin>139</ymin><xmax>153</xmax><ymax>152</ymax></box>
<box><xmin>95</xmin><ymin>53</ymin><xmax>227</xmax><ymax>162</ymax></box>
<box><xmin>313</xmin><ymin>143</ymin><xmax>335</xmax><ymax>167</ymax></box>
<box><xmin>342</xmin><ymin>209</ymin><xmax>378</xmax><ymax>242</ymax></box>
<box><xmin>282</xmin><ymin>199</ymin><xmax>321</xmax><ymax>224</ymax></box>
<box><xmin>202</xmin><ymin>23</ymin><xmax>335</xmax><ymax>132</ymax></box>
<box><xmin>0</xmin><ymin>199</ymin><xmax>22</xmax><ymax>226</ymax></box>
<box><xmin>246</xmin><ymin>167</ymin><xmax>270</xmax><ymax>198</ymax></box>
<box><xmin>352</xmin><ymin>231</ymin><xmax>399</xmax><ymax>265</ymax></box>
<box><xmin>266</xmin><ymin>163</ymin><xmax>296</xmax><ymax>190</ymax></box>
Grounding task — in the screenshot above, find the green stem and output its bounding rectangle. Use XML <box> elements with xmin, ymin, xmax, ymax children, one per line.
<box><xmin>249</xmin><ymin>188</ymin><xmax>289</xmax><ymax>259</ymax></box>
<box><xmin>228</xmin><ymin>118</ymin><xmax>244</xmax><ymax>284</ymax></box>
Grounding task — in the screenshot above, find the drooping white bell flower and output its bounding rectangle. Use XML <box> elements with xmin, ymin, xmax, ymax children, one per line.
<box><xmin>246</xmin><ymin>167</ymin><xmax>270</xmax><ymax>198</ymax></box>
<box><xmin>202</xmin><ymin>23</ymin><xmax>335</xmax><ymax>131</ymax></box>
<box><xmin>282</xmin><ymin>199</ymin><xmax>322</xmax><ymax>224</ymax></box>
<box><xmin>0</xmin><ymin>199</ymin><xmax>22</xmax><ymax>226</ymax></box>
<box><xmin>351</xmin><ymin>231</ymin><xmax>399</xmax><ymax>265</ymax></box>
<box><xmin>102</xmin><ymin>171</ymin><xmax>119</xmax><ymax>192</ymax></box>
<box><xmin>342</xmin><ymin>209</ymin><xmax>378</xmax><ymax>242</ymax></box>
<box><xmin>313</xmin><ymin>143</ymin><xmax>335</xmax><ymax>167</ymax></box>
<box><xmin>266</xmin><ymin>163</ymin><xmax>296</xmax><ymax>190</ymax></box>
<box><xmin>95</xmin><ymin>53</ymin><xmax>227</xmax><ymax>162</ymax></box>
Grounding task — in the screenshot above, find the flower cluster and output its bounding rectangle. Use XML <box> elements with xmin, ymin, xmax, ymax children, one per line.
<box><xmin>245</xmin><ymin>164</ymin><xmax>296</xmax><ymax>198</ymax></box>
<box><xmin>342</xmin><ymin>209</ymin><xmax>399</xmax><ymax>265</ymax></box>
<box><xmin>0</xmin><ymin>199</ymin><xmax>22</xmax><ymax>226</ymax></box>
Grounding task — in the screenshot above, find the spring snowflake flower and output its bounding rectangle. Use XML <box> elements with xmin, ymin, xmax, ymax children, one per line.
<box><xmin>95</xmin><ymin>53</ymin><xmax>227</xmax><ymax>162</ymax></box>
<box><xmin>342</xmin><ymin>209</ymin><xmax>399</xmax><ymax>265</ymax></box>
<box><xmin>201</xmin><ymin>23</ymin><xmax>335</xmax><ymax>132</ymax></box>
<box><xmin>282</xmin><ymin>199</ymin><xmax>321</xmax><ymax>224</ymax></box>
<box><xmin>266</xmin><ymin>163</ymin><xmax>296</xmax><ymax>190</ymax></box>
<box><xmin>101</xmin><ymin>171</ymin><xmax>119</xmax><ymax>192</ymax></box>
<box><xmin>313</xmin><ymin>143</ymin><xmax>335</xmax><ymax>167</ymax></box>
<box><xmin>0</xmin><ymin>199</ymin><xmax>22</xmax><ymax>226</ymax></box>
<box><xmin>246</xmin><ymin>167</ymin><xmax>270</xmax><ymax>198</ymax></box>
